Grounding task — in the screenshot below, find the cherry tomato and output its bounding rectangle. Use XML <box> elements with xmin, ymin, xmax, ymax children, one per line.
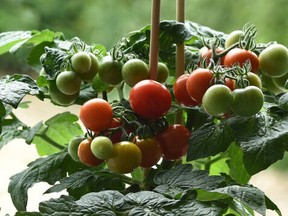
<box><xmin>107</xmin><ymin>141</ymin><xmax>142</xmax><ymax>174</ymax></box>
<box><xmin>225</xmin><ymin>78</ymin><xmax>236</xmax><ymax>91</ymax></box>
<box><xmin>224</xmin><ymin>30</ymin><xmax>243</xmax><ymax>49</ymax></box>
<box><xmin>129</xmin><ymin>79</ymin><xmax>172</xmax><ymax>120</ymax></box>
<box><xmin>78</xmin><ymin>52</ymin><xmax>99</xmax><ymax>82</ymax></box>
<box><xmin>56</xmin><ymin>70</ymin><xmax>81</xmax><ymax>95</ymax></box>
<box><xmin>122</xmin><ymin>59</ymin><xmax>149</xmax><ymax>87</ymax></box>
<box><xmin>157</xmin><ymin>62</ymin><xmax>169</xmax><ymax>83</ymax></box>
<box><xmin>259</xmin><ymin>44</ymin><xmax>288</xmax><ymax>77</ymax></box>
<box><xmin>202</xmin><ymin>84</ymin><xmax>233</xmax><ymax>117</ymax></box>
<box><xmin>223</xmin><ymin>48</ymin><xmax>259</xmax><ymax>73</ymax></box>
<box><xmin>231</xmin><ymin>86</ymin><xmax>264</xmax><ymax>117</ymax></box>
<box><xmin>136</xmin><ymin>137</ymin><xmax>162</xmax><ymax>168</ymax></box>
<box><xmin>156</xmin><ymin>124</ymin><xmax>190</xmax><ymax>160</ymax></box>
<box><xmin>186</xmin><ymin>68</ymin><xmax>214</xmax><ymax>104</ymax></box>
<box><xmin>79</xmin><ymin>98</ymin><xmax>113</xmax><ymax>132</ymax></box>
<box><xmin>71</xmin><ymin>51</ymin><xmax>92</xmax><ymax>74</ymax></box>
<box><xmin>90</xmin><ymin>136</ymin><xmax>113</xmax><ymax>160</ymax></box>
<box><xmin>173</xmin><ymin>74</ymin><xmax>199</xmax><ymax>106</ymax></box>
<box><xmin>98</xmin><ymin>56</ymin><xmax>123</xmax><ymax>86</ymax></box>
<box><xmin>199</xmin><ymin>46</ymin><xmax>225</xmax><ymax>65</ymax></box>
<box><xmin>243</xmin><ymin>72</ymin><xmax>262</xmax><ymax>88</ymax></box>
<box><xmin>68</xmin><ymin>136</ymin><xmax>84</xmax><ymax>162</ymax></box>
<box><xmin>78</xmin><ymin>138</ymin><xmax>104</xmax><ymax>166</ymax></box>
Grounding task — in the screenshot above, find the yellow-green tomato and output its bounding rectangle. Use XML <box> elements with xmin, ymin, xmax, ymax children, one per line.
<box><xmin>202</xmin><ymin>84</ymin><xmax>233</xmax><ymax>117</ymax></box>
<box><xmin>244</xmin><ymin>72</ymin><xmax>262</xmax><ymax>89</ymax></box>
<box><xmin>122</xmin><ymin>59</ymin><xmax>149</xmax><ymax>87</ymax></box>
<box><xmin>98</xmin><ymin>56</ymin><xmax>123</xmax><ymax>86</ymax></box>
<box><xmin>90</xmin><ymin>136</ymin><xmax>113</xmax><ymax>160</ymax></box>
<box><xmin>71</xmin><ymin>51</ymin><xmax>92</xmax><ymax>74</ymax></box>
<box><xmin>259</xmin><ymin>44</ymin><xmax>288</xmax><ymax>77</ymax></box>
<box><xmin>107</xmin><ymin>141</ymin><xmax>142</xmax><ymax>174</ymax></box>
<box><xmin>56</xmin><ymin>71</ymin><xmax>81</xmax><ymax>95</ymax></box>
<box><xmin>231</xmin><ymin>86</ymin><xmax>264</xmax><ymax>117</ymax></box>
<box><xmin>68</xmin><ymin>136</ymin><xmax>84</xmax><ymax>162</ymax></box>
<box><xmin>49</xmin><ymin>81</ymin><xmax>79</xmax><ymax>106</ymax></box>
<box><xmin>157</xmin><ymin>62</ymin><xmax>169</xmax><ymax>83</ymax></box>
<box><xmin>225</xmin><ymin>30</ymin><xmax>243</xmax><ymax>49</ymax></box>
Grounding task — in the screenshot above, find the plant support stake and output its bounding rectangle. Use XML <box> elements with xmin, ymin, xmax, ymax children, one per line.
<box><xmin>149</xmin><ymin>0</ymin><xmax>161</xmax><ymax>80</ymax></box>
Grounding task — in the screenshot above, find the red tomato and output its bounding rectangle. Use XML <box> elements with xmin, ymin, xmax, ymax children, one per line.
<box><xmin>225</xmin><ymin>78</ymin><xmax>236</xmax><ymax>91</ymax></box>
<box><xmin>79</xmin><ymin>98</ymin><xmax>113</xmax><ymax>132</ymax></box>
<box><xmin>199</xmin><ymin>46</ymin><xmax>225</xmax><ymax>65</ymax></box>
<box><xmin>129</xmin><ymin>80</ymin><xmax>172</xmax><ymax>120</ymax></box>
<box><xmin>173</xmin><ymin>74</ymin><xmax>199</xmax><ymax>106</ymax></box>
<box><xmin>156</xmin><ymin>124</ymin><xmax>191</xmax><ymax>160</ymax></box>
<box><xmin>223</xmin><ymin>48</ymin><xmax>259</xmax><ymax>73</ymax></box>
<box><xmin>186</xmin><ymin>68</ymin><xmax>214</xmax><ymax>104</ymax></box>
<box><xmin>78</xmin><ymin>138</ymin><xmax>104</xmax><ymax>166</ymax></box>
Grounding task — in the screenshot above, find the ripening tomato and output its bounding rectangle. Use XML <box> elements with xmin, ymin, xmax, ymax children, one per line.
<box><xmin>129</xmin><ymin>80</ymin><xmax>172</xmax><ymax>120</ymax></box>
<box><xmin>136</xmin><ymin>137</ymin><xmax>162</xmax><ymax>168</ymax></box>
<box><xmin>202</xmin><ymin>84</ymin><xmax>233</xmax><ymax>117</ymax></box>
<box><xmin>156</xmin><ymin>124</ymin><xmax>190</xmax><ymax>160</ymax></box>
<box><xmin>78</xmin><ymin>138</ymin><xmax>104</xmax><ymax>166</ymax></box>
<box><xmin>79</xmin><ymin>98</ymin><xmax>113</xmax><ymax>132</ymax></box>
<box><xmin>107</xmin><ymin>141</ymin><xmax>142</xmax><ymax>174</ymax></box>
<box><xmin>173</xmin><ymin>74</ymin><xmax>199</xmax><ymax>106</ymax></box>
<box><xmin>186</xmin><ymin>68</ymin><xmax>214</xmax><ymax>104</ymax></box>
<box><xmin>199</xmin><ymin>46</ymin><xmax>225</xmax><ymax>65</ymax></box>
<box><xmin>122</xmin><ymin>59</ymin><xmax>149</xmax><ymax>87</ymax></box>
<box><xmin>223</xmin><ymin>48</ymin><xmax>260</xmax><ymax>73</ymax></box>
<box><xmin>56</xmin><ymin>71</ymin><xmax>81</xmax><ymax>95</ymax></box>
<box><xmin>224</xmin><ymin>30</ymin><xmax>243</xmax><ymax>49</ymax></box>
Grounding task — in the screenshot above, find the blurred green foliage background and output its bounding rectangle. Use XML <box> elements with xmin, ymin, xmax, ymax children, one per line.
<box><xmin>0</xmin><ymin>0</ymin><xmax>288</xmax><ymax>73</ymax></box>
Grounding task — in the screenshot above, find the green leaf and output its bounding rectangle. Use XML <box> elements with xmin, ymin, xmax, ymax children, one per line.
<box><xmin>154</xmin><ymin>164</ymin><xmax>225</xmax><ymax>198</ymax></box>
<box><xmin>212</xmin><ymin>185</ymin><xmax>266</xmax><ymax>216</ymax></box>
<box><xmin>0</xmin><ymin>74</ymin><xmax>43</xmax><ymax>108</ymax></box>
<box><xmin>33</xmin><ymin>112</ymin><xmax>83</xmax><ymax>155</ymax></box>
<box><xmin>38</xmin><ymin>191</ymin><xmax>128</xmax><ymax>215</ymax></box>
<box><xmin>187</xmin><ymin>121</ymin><xmax>235</xmax><ymax>161</ymax></box>
<box><xmin>74</xmin><ymin>83</ymin><xmax>98</xmax><ymax>105</ymax></box>
<box><xmin>226</xmin><ymin>143</ymin><xmax>251</xmax><ymax>184</ymax></box>
<box><xmin>228</xmin><ymin>113</ymin><xmax>288</xmax><ymax>175</ymax></box>
<box><xmin>16</xmin><ymin>212</ymin><xmax>43</xmax><ymax>216</ymax></box>
<box><xmin>45</xmin><ymin>169</ymin><xmax>125</xmax><ymax>199</ymax></box>
<box><xmin>0</xmin><ymin>31</ymin><xmax>32</xmax><ymax>55</ymax></box>
<box><xmin>8</xmin><ymin>150</ymin><xmax>71</xmax><ymax>211</ymax></box>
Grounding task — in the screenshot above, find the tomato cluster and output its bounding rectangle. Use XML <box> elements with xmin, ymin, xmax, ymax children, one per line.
<box><xmin>68</xmin><ymin>79</ymin><xmax>190</xmax><ymax>174</ymax></box>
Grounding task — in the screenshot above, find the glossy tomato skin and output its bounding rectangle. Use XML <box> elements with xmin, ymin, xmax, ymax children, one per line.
<box><xmin>122</xmin><ymin>59</ymin><xmax>149</xmax><ymax>87</ymax></box>
<box><xmin>259</xmin><ymin>44</ymin><xmax>288</xmax><ymax>77</ymax></box>
<box><xmin>186</xmin><ymin>68</ymin><xmax>214</xmax><ymax>104</ymax></box>
<box><xmin>173</xmin><ymin>74</ymin><xmax>199</xmax><ymax>106</ymax></box>
<box><xmin>224</xmin><ymin>30</ymin><xmax>243</xmax><ymax>49</ymax></box>
<box><xmin>223</xmin><ymin>48</ymin><xmax>260</xmax><ymax>73</ymax></box>
<box><xmin>156</xmin><ymin>124</ymin><xmax>191</xmax><ymax>160</ymax></box>
<box><xmin>129</xmin><ymin>79</ymin><xmax>172</xmax><ymax>120</ymax></box>
<box><xmin>98</xmin><ymin>56</ymin><xmax>123</xmax><ymax>86</ymax></box>
<box><xmin>202</xmin><ymin>84</ymin><xmax>233</xmax><ymax>117</ymax></box>
<box><xmin>136</xmin><ymin>137</ymin><xmax>162</xmax><ymax>168</ymax></box>
<box><xmin>79</xmin><ymin>98</ymin><xmax>113</xmax><ymax>132</ymax></box>
<box><xmin>78</xmin><ymin>138</ymin><xmax>104</xmax><ymax>166</ymax></box>
<box><xmin>231</xmin><ymin>86</ymin><xmax>264</xmax><ymax>117</ymax></box>
<box><xmin>107</xmin><ymin>141</ymin><xmax>142</xmax><ymax>174</ymax></box>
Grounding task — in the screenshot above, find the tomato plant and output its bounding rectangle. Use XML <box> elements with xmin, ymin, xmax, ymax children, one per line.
<box><xmin>0</xmin><ymin>11</ymin><xmax>287</xmax><ymax>216</ymax></box>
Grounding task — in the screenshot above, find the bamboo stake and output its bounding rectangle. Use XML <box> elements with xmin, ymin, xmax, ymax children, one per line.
<box><xmin>175</xmin><ymin>0</ymin><xmax>185</xmax><ymax>125</ymax></box>
<box><xmin>149</xmin><ymin>0</ymin><xmax>161</xmax><ymax>80</ymax></box>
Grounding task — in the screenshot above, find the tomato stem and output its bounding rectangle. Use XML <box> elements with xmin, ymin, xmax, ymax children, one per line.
<box><xmin>149</xmin><ymin>0</ymin><xmax>161</xmax><ymax>80</ymax></box>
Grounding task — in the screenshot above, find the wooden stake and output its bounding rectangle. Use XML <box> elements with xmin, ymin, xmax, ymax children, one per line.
<box><xmin>149</xmin><ymin>0</ymin><xmax>161</xmax><ymax>80</ymax></box>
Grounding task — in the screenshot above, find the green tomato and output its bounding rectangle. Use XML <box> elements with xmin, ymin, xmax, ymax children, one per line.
<box><xmin>224</xmin><ymin>30</ymin><xmax>243</xmax><ymax>49</ymax></box>
<box><xmin>56</xmin><ymin>70</ymin><xmax>81</xmax><ymax>95</ymax></box>
<box><xmin>122</xmin><ymin>58</ymin><xmax>149</xmax><ymax>87</ymax></box>
<box><xmin>98</xmin><ymin>56</ymin><xmax>123</xmax><ymax>86</ymax></box>
<box><xmin>157</xmin><ymin>62</ymin><xmax>169</xmax><ymax>83</ymax></box>
<box><xmin>231</xmin><ymin>86</ymin><xmax>264</xmax><ymax>117</ymax></box>
<box><xmin>68</xmin><ymin>136</ymin><xmax>84</xmax><ymax>161</ymax></box>
<box><xmin>259</xmin><ymin>44</ymin><xmax>288</xmax><ymax>77</ymax></box>
<box><xmin>71</xmin><ymin>51</ymin><xmax>92</xmax><ymax>74</ymax></box>
<box><xmin>244</xmin><ymin>72</ymin><xmax>262</xmax><ymax>88</ymax></box>
<box><xmin>202</xmin><ymin>84</ymin><xmax>233</xmax><ymax>117</ymax></box>
<box><xmin>49</xmin><ymin>81</ymin><xmax>79</xmax><ymax>106</ymax></box>
<box><xmin>90</xmin><ymin>136</ymin><xmax>113</xmax><ymax>160</ymax></box>
<box><xmin>78</xmin><ymin>52</ymin><xmax>99</xmax><ymax>82</ymax></box>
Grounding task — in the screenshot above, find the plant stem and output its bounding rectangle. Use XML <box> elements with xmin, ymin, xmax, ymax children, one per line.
<box><xmin>175</xmin><ymin>0</ymin><xmax>185</xmax><ymax>125</ymax></box>
<box><xmin>149</xmin><ymin>0</ymin><xmax>161</xmax><ymax>80</ymax></box>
